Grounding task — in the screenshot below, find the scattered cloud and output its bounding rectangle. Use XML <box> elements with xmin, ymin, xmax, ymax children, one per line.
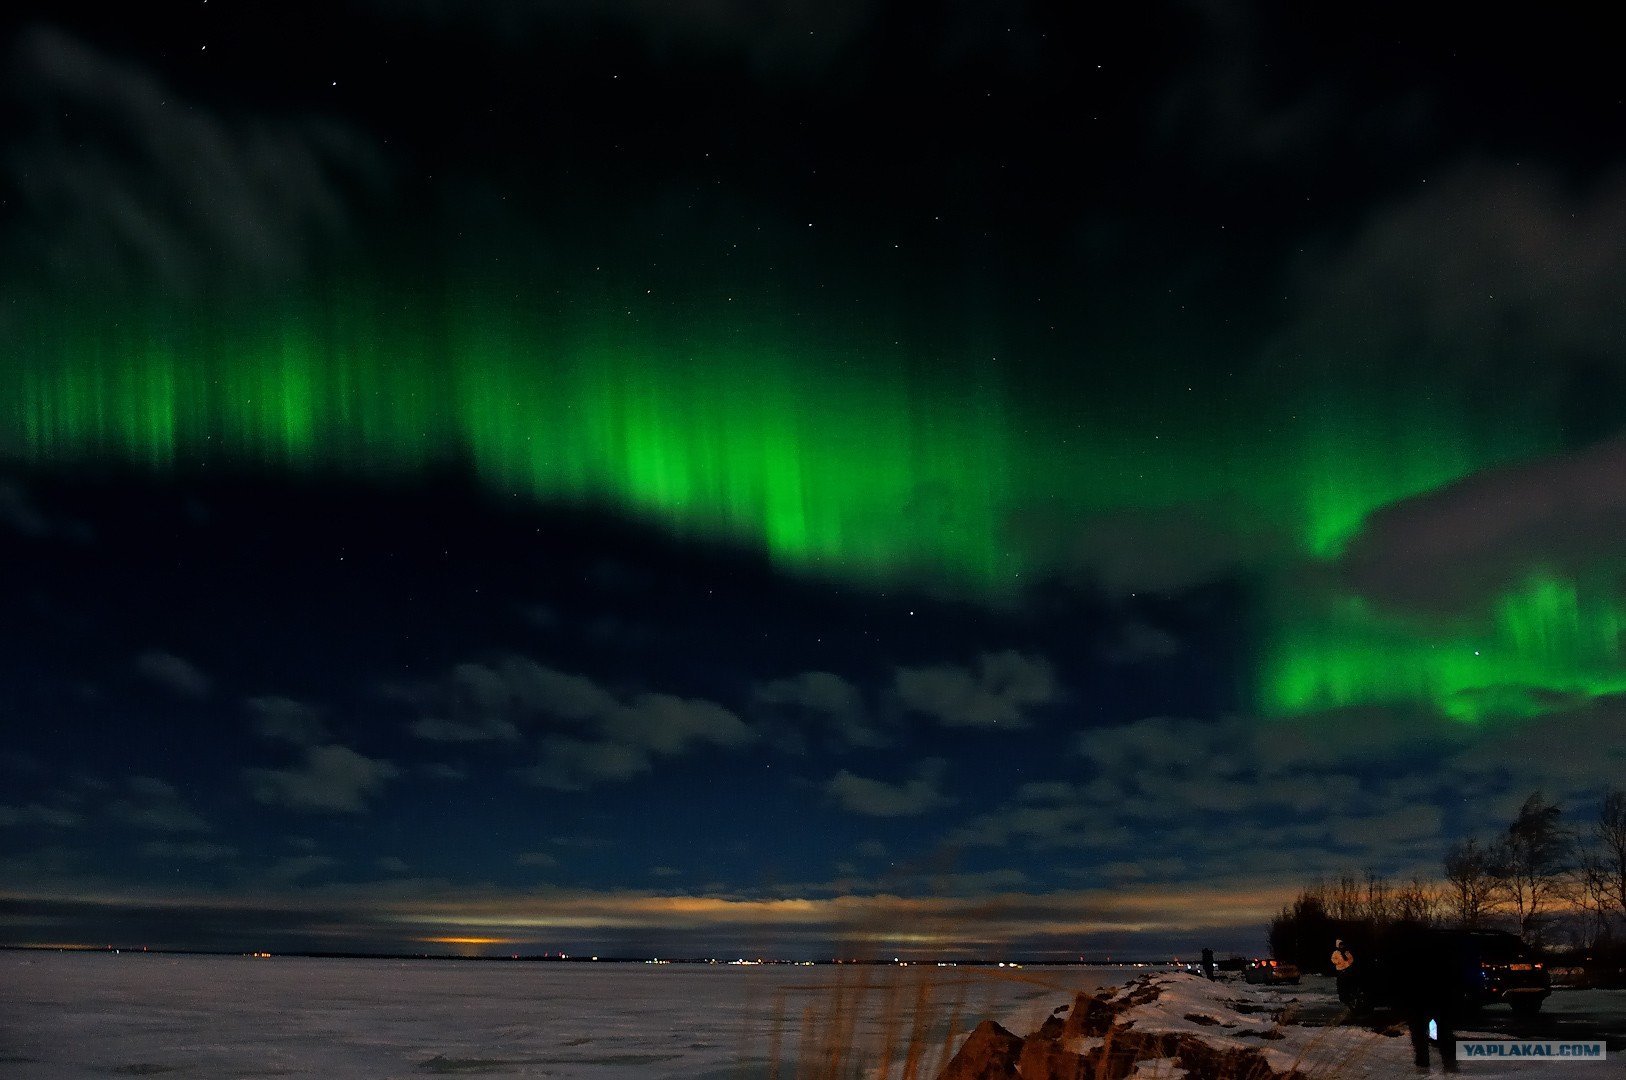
<box><xmin>893</xmin><ymin>650</ymin><xmax>1055</xmax><ymax>729</ymax></box>
<box><xmin>1444</xmin><ymin>697</ymin><xmax>1626</xmax><ymax>801</ymax></box>
<box><xmin>854</xmin><ymin>840</ymin><xmax>889</xmax><ymax>860</ymax></box>
<box><xmin>944</xmin><ymin>700</ymin><xmax>1625</xmax><ymax>884</ymax></box>
<box><xmin>0</xmin><ymin>481</ymin><xmax>53</xmax><ymax>537</ymax></box>
<box><xmin>949</xmin><ymin>783</ymin><xmax>1113</xmax><ymax>852</ymax></box>
<box><xmin>521</xmin><ymin>689</ymin><xmax>754</xmax><ymax>790</ymax></box>
<box><xmin>107</xmin><ymin>777</ymin><xmax>210</xmax><ymax>833</ymax></box>
<box><xmin>410</xmin><ymin>714</ymin><xmax>521</xmax><ymax>743</ymax></box>
<box><xmin>593</xmin><ymin>692</ymin><xmax>753</xmax><ymax>755</ymax></box>
<box><xmin>755</xmin><ymin>670</ymin><xmax>887</xmax><ymax>750</ymax></box>
<box><xmin>134</xmin><ymin>651</ymin><xmax>211</xmax><ymax>700</ymax></box>
<box><xmin>1016</xmin><ymin>505</ymin><xmax>1289</xmax><ymax>597</ymax></box>
<box><xmin>396</xmin><ymin>658</ymin><xmax>621</xmax><ymax>744</ymax></box>
<box><xmin>0</xmin><ymin>481</ymin><xmax>91</xmax><ymax>543</ymax></box>
<box><xmin>1339</xmin><ymin>432</ymin><xmax>1626</xmax><ymax>616</ymax></box>
<box><xmin>3</xmin><ymin>27</ymin><xmax>387</xmax><ymax>299</ymax></box>
<box><xmin>405</xmin><ymin>655</ymin><xmax>756</xmax><ymax>791</ymax></box>
<box><xmin>522</xmin><ymin>736</ymin><xmax>649</xmax><ymax>790</ymax></box>
<box><xmin>259</xmin><ymin>854</ymin><xmax>339</xmax><ymax>883</ymax></box>
<box><xmin>0</xmin><ymin>803</ymin><xmax>82</xmax><ymax>828</ymax></box>
<box><xmin>245</xmin><ymin>745</ymin><xmax>399</xmax><ymax>814</ymax></box>
<box><xmin>826</xmin><ymin>759</ymin><xmax>951</xmax><ymax>817</ymax></box>
<box><xmin>1326</xmin><ymin>805</ymin><xmax>1444</xmax><ymax>850</ymax></box>
<box><xmin>249</xmin><ymin>696</ymin><xmax>330</xmax><ymax>746</ymax></box>
<box><xmin>140</xmin><ymin>840</ymin><xmax>236</xmax><ymax>861</ymax></box>
<box><xmin>1283</xmin><ymin>166</ymin><xmax>1626</xmax><ymax>400</ymax></box>
<box><xmin>1101</xmin><ymin>621</ymin><xmax>1183</xmax><ymax>664</ymax></box>
<box><xmin>399</xmin><ymin>662</ymin><xmax>529</xmax><ymax>742</ymax></box>
<box><xmin>1155</xmin><ymin>0</ymin><xmax>1424</xmax><ymax>169</ymax></box>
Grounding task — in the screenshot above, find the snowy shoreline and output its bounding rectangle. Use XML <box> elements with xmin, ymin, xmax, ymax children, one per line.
<box><xmin>2</xmin><ymin>952</ymin><xmax>1620</xmax><ymax>1078</ymax></box>
<box><xmin>952</xmin><ymin>971</ymin><xmax>1624</xmax><ymax>1080</ymax></box>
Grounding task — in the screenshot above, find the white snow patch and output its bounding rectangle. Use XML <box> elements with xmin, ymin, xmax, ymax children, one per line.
<box><xmin>1132</xmin><ymin>1056</ymin><xmax>1188</xmax><ymax>1080</ymax></box>
<box><xmin>1104</xmin><ymin>973</ymin><xmax>1626</xmax><ymax>1080</ymax></box>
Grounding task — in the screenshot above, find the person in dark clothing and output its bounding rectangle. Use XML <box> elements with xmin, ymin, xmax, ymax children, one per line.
<box><xmin>1387</xmin><ymin>923</ymin><xmax>1466</xmax><ymax>1073</ymax></box>
<box><xmin>1201</xmin><ymin>947</ymin><xmax>1215</xmax><ymax>980</ymax></box>
<box><xmin>1331</xmin><ymin>938</ymin><xmax>1357</xmax><ymax>1005</ymax></box>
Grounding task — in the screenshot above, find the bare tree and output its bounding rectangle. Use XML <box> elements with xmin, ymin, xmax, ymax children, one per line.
<box><xmin>1365</xmin><ymin>871</ymin><xmax>1394</xmax><ymax>924</ymax></box>
<box><xmin>1327</xmin><ymin>872</ymin><xmax>1364</xmax><ymax>922</ymax></box>
<box><xmin>1394</xmin><ymin>876</ymin><xmax>1442</xmax><ymax>926</ymax></box>
<box><xmin>1492</xmin><ymin>791</ymin><xmax>1572</xmax><ymax>943</ymax></box>
<box><xmin>1571</xmin><ymin>850</ymin><xmax>1616</xmax><ymax>949</ymax></box>
<box><xmin>1599</xmin><ymin>788</ymin><xmax>1626</xmax><ymax>922</ymax></box>
<box><xmin>1444</xmin><ymin>838</ymin><xmax>1496</xmax><ymax>929</ymax></box>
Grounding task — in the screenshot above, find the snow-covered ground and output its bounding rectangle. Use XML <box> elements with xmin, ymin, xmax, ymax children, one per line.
<box><xmin>2</xmin><ymin>953</ymin><xmax>1621</xmax><ymax>1078</ymax></box>
<box><xmin>0</xmin><ymin>951</ymin><xmax>1122</xmax><ymax>1078</ymax></box>
<box><xmin>1101</xmin><ymin>972</ymin><xmax>1625</xmax><ymax>1080</ymax></box>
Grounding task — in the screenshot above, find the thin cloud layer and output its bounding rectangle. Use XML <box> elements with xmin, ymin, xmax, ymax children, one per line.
<box><xmin>3</xmin><ymin>27</ymin><xmax>385</xmax><ymax>298</ymax></box>
<box><xmin>134</xmin><ymin>651</ymin><xmax>211</xmax><ymax>700</ymax></box>
<box><xmin>826</xmin><ymin>759</ymin><xmax>951</xmax><ymax>818</ymax></box>
<box><xmin>245</xmin><ymin>746</ymin><xmax>399</xmax><ymax>814</ymax></box>
<box><xmin>894</xmin><ymin>651</ymin><xmax>1056</xmax><ymax>729</ymax></box>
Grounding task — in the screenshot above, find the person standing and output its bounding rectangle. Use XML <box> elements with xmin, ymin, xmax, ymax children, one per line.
<box><xmin>1331</xmin><ymin>938</ymin><xmax>1356</xmax><ymax>1004</ymax></box>
<box><xmin>1390</xmin><ymin>924</ymin><xmax>1464</xmax><ymax>1073</ymax></box>
<box><xmin>1201</xmin><ymin>947</ymin><xmax>1215</xmax><ymax>980</ymax></box>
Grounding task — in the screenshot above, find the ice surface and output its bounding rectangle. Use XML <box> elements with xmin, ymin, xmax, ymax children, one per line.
<box><xmin>3</xmin><ymin>955</ymin><xmax>1621</xmax><ymax>1078</ymax></box>
<box><xmin>0</xmin><ymin>952</ymin><xmax>1124</xmax><ymax>1079</ymax></box>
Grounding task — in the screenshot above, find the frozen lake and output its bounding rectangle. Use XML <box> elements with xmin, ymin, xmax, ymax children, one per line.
<box><xmin>0</xmin><ymin>951</ymin><xmax>1132</xmax><ymax>1078</ymax></box>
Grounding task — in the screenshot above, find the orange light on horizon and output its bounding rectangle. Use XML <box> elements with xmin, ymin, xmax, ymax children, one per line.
<box><xmin>420</xmin><ymin>936</ymin><xmax>517</xmax><ymax>946</ymax></box>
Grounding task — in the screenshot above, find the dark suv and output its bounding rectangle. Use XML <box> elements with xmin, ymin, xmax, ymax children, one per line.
<box><xmin>1348</xmin><ymin>928</ymin><xmax>1551</xmax><ymax>1016</ymax></box>
<box><xmin>1459</xmin><ymin>930</ymin><xmax>1551</xmax><ymax>1015</ymax></box>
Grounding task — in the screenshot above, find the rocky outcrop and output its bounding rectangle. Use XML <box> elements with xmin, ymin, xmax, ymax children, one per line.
<box><xmin>1061</xmin><ymin>990</ymin><xmax>1118</xmax><ymax>1040</ymax></box>
<box><xmin>933</xmin><ymin>977</ymin><xmax>1304</xmax><ymax>1080</ymax></box>
<box><xmin>937</xmin><ymin>1020</ymin><xmax>1025</xmax><ymax>1080</ymax></box>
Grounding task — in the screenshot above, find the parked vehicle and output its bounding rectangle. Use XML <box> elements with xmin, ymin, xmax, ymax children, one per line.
<box><xmin>1460</xmin><ymin>930</ymin><xmax>1551</xmax><ymax>1015</ymax></box>
<box><xmin>1243</xmin><ymin>958</ymin><xmax>1301</xmax><ymax>985</ymax></box>
<box><xmin>1349</xmin><ymin>928</ymin><xmax>1550</xmax><ymax>1015</ymax></box>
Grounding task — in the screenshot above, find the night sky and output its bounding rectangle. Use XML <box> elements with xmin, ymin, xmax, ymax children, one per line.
<box><xmin>3</xmin><ymin>0</ymin><xmax>1625</xmax><ymax>960</ymax></box>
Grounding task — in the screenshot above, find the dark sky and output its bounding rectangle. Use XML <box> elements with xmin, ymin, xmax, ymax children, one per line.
<box><xmin>2</xmin><ymin>0</ymin><xmax>1624</xmax><ymax>959</ymax></box>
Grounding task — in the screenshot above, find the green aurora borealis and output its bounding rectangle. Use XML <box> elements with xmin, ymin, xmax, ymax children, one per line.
<box><xmin>1264</xmin><ymin>572</ymin><xmax>1626</xmax><ymax>723</ymax></box>
<box><xmin>6</xmin><ymin>294</ymin><xmax>1619</xmax><ymax>723</ymax></box>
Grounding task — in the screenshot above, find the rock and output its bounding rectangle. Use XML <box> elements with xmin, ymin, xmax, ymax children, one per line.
<box><xmin>1166</xmin><ymin>1035</ymin><xmax>1295</xmax><ymax>1080</ymax></box>
<box><xmin>939</xmin><ymin>976</ymin><xmax>1304</xmax><ymax>1080</ymax></box>
<box><xmin>1084</xmin><ymin>1030</ymin><xmax>1182</xmax><ymax>1080</ymax></box>
<box><xmin>1018</xmin><ymin>1029</ymin><xmax>1091</xmax><ymax>1080</ymax></box>
<box><xmin>1061</xmin><ymin>991</ymin><xmax>1120</xmax><ymax>1039</ymax></box>
<box><xmin>935</xmin><ymin>1019</ymin><xmax>1024</xmax><ymax>1080</ymax></box>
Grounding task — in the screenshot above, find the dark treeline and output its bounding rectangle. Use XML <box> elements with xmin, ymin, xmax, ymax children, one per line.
<box><xmin>1270</xmin><ymin>788</ymin><xmax>1626</xmax><ymax>977</ymax></box>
